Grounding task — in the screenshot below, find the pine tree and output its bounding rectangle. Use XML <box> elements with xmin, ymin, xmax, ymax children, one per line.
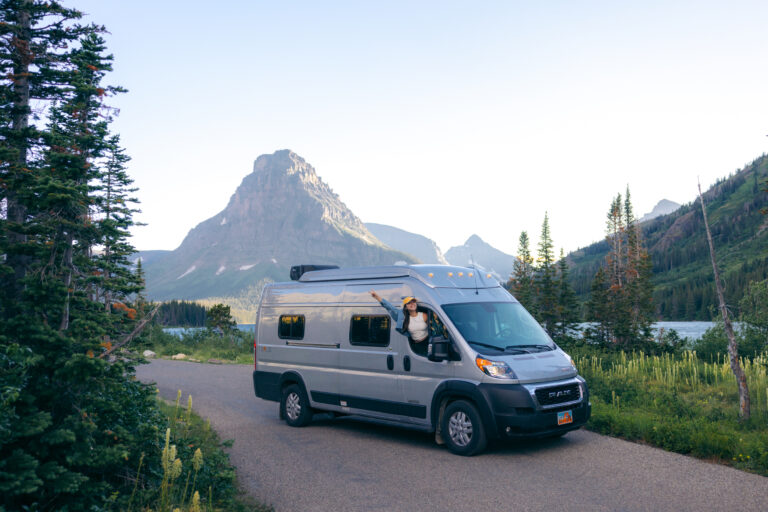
<box><xmin>554</xmin><ymin>248</ymin><xmax>580</xmax><ymax>341</ymax></box>
<box><xmin>585</xmin><ymin>266</ymin><xmax>611</xmax><ymax>346</ymax></box>
<box><xmin>587</xmin><ymin>189</ymin><xmax>655</xmax><ymax>350</ymax></box>
<box><xmin>508</xmin><ymin>230</ymin><xmax>536</xmax><ymax>314</ymax></box>
<box><xmin>535</xmin><ymin>212</ymin><xmax>558</xmax><ymax>335</ymax></box>
<box><xmin>0</xmin><ymin>8</ymin><xmax>162</xmax><ymax>509</ymax></box>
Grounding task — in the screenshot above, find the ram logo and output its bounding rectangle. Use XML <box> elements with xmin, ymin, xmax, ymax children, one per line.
<box><xmin>549</xmin><ymin>389</ymin><xmax>571</xmax><ymax>399</ymax></box>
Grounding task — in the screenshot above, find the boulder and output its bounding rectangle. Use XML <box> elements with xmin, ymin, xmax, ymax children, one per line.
<box><xmin>171</xmin><ymin>353</ymin><xmax>187</xmax><ymax>360</ymax></box>
<box><xmin>142</xmin><ymin>350</ymin><xmax>157</xmax><ymax>358</ymax></box>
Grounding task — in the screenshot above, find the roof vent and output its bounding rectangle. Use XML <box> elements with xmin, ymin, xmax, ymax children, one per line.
<box><xmin>290</xmin><ymin>264</ymin><xmax>340</xmax><ymax>281</ymax></box>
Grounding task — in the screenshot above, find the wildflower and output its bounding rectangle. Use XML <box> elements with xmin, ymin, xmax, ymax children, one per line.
<box><xmin>190</xmin><ymin>491</ymin><xmax>202</xmax><ymax>512</ymax></box>
<box><xmin>192</xmin><ymin>448</ymin><xmax>203</xmax><ymax>471</ymax></box>
<box><xmin>171</xmin><ymin>458</ymin><xmax>182</xmax><ymax>479</ymax></box>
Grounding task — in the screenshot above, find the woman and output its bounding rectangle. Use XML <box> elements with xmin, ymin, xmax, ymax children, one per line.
<box><xmin>369</xmin><ymin>290</ymin><xmax>429</xmax><ymax>350</ymax></box>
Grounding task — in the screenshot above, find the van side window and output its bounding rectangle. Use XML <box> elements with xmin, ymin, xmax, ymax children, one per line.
<box><xmin>278</xmin><ymin>315</ymin><xmax>305</xmax><ymax>340</ymax></box>
<box><xmin>349</xmin><ymin>315</ymin><xmax>390</xmax><ymax>347</ymax></box>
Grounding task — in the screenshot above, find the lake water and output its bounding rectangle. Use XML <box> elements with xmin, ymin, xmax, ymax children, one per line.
<box><xmin>166</xmin><ymin>322</ymin><xmax>717</xmax><ymax>340</ymax></box>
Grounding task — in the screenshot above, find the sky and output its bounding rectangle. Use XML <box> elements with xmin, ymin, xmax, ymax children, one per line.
<box><xmin>75</xmin><ymin>0</ymin><xmax>768</xmax><ymax>257</ymax></box>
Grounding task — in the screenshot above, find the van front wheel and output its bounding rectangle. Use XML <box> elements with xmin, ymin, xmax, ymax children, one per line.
<box><xmin>281</xmin><ymin>384</ymin><xmax>313</xmax><ymax>427</ymax></box>
<box><xmin>442</xmin><ymin>400</ymin><xmax>487</xmax><ymax>456</ymax></box>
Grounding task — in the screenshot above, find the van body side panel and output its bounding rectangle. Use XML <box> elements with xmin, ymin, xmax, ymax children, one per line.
<box><xmin>256</xmin><ymin>304</ymin><xmax>340</xmax><ymax>401</ymax></box>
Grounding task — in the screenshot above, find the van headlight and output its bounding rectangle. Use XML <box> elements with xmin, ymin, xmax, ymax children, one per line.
<box><xmin>475</xmin><ymin>357</ymin><xmax>517</xmax><ymax>379</ymax></box>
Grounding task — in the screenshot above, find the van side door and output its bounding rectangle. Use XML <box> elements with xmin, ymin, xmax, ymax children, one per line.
<box><xmin>398</xmin><ymin>306</ymin><xmax>457</xmax><ymax>427</ymax></box>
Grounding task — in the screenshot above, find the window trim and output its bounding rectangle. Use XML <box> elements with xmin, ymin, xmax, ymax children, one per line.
<box><xmin>349</xmin><ymin>314</ymin><xmax>391</xmax><ymax>347</ymax></box>
<box><xmin>278</xmin><ymin>314</ymin><xmax>306</xmax><ymax>340</ymax></box>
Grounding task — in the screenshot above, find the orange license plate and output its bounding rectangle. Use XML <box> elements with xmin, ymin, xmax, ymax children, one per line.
<box><xmin>557</xmin><ymin>410</ymin><xmax>573</xmax><ymax>426</ymax></box>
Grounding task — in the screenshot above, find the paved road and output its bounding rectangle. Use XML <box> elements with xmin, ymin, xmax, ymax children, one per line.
<box><xmin>137</xmin><ymin>360</ymin><xmax>768</xmax><ymax>512</ymax></box>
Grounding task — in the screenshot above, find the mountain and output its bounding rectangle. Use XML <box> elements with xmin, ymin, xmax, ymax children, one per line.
<box><xmin>132</xmin><ymin>250</ymin><xmax>171</xmax><ymax>266</ymax></box>
<box><xmin>364</xmin><ymin>223</ymin><xmax>448</xmax><ymax>264</ymax></box>
<box><xmin>638</xmin><ymin>199</ymin><xmax>681</xmax><ymax>223</ymax></box>
<box><xmin>444</xmin><ymin>234</ymin><xmax>516</xmax><ymax>281</ymax></box>
<box><xmin>143</xmin><ymin>150</ymin><xmax>414</xmax><ymax>301</ymax></box>
<box><xmin>567</xmin><ymin>155</ymin><xmax>768</xmax><ymax>320</ymax></box>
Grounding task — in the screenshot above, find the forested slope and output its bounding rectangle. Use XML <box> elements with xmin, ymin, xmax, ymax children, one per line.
<box><xmin>568</xmin><ymin>154</ymin><xmax>768</xmax><ymax>320</ymax></box>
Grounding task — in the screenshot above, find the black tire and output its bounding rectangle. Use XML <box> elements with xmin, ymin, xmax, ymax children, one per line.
<box><xmin>280</xmin><ymin>383</ymin><xmax>313</xmax><ymax>427</ymax></box>
<box><xmin>441</xmin><ymin>400</ymin><xmax>487</xmax><ymax>456</ymax></box>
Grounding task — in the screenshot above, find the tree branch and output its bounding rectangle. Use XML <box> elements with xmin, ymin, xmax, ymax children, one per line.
<box><xmin>99</xmin><ymin>303</ymin><xmax>160</xmax><ymax>359</ymax></box>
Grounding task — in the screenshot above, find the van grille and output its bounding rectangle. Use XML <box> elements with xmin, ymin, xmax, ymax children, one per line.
<box><xmin>535</xmin><ymin>383</ymin><xmax>580</xmax><ymax>407</ymax></box>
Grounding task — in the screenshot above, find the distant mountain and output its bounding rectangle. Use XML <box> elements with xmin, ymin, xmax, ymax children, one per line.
<box><xmin>364</xmin><ymin>223</ymin><xmax>448</xmax><ymax>264</ymax></box>
<box><xmin>444</xmin><ymin>235</ymin><xmax>516</xmax><ymax>281</ymax></box>
<box><xmin>132</xmin><ymin>250</ymin><xmax>171</xmax><ymax>266</ymax></box>
<box><xmin>638</xmin><ymin>199</ymin><xmax>681</xmax><ymax>223</ymax></box>
<box><xmin>142</xmin><ymin>150</ymin><xmax>414</xmax><ymax>301</ymax></box>
<box><xmin>567</xmin><ymin>155</ymin><xmax>768</xmax><ymax>320</ymax></box>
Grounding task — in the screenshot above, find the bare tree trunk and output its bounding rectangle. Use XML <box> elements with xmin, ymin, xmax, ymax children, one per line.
<box><xmin>698</xmin><ymin>181</ymin><xmax>750</xmax><ymax>420</ymax></box>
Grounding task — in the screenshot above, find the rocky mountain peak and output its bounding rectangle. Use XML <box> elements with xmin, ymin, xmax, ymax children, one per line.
<box><xmin>143</xmin><ymin>150</ymin><xmax>412</xmax><ymax>300</ymax></box>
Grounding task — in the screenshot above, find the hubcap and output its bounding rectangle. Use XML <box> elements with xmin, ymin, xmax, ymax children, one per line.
<box><xmin>448</xmin><ymin>410</ymin><xmax>473</xmax><ymax>447</ymax></box>
<box><xmin>286</xmin><ymin>392</ymin><xmax>301</xmax><ymax>420</ymax></box>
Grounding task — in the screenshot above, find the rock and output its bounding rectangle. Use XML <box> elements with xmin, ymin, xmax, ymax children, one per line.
<box><xmin>171</xmin><ymin>353</ymin><xmax>187</xmax><ymax>360</ymax></box>
<box><xmin>207</xmin><ymin>358</ymin><xmax>224</xmax><ymax>365</ymax></box>
<box><xmin>142</xmin><ymin>350</ymin><xmax>157</xmax><ymax>358</ymax></box>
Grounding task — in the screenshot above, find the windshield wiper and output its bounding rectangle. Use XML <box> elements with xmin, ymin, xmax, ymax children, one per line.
<box><xmin>467</xmin><ymin>341</ymin><xmax>504</xmax><ymax>352</ymax></box>
<box><xmin>509</xmin><ymin>344</ymin><xmax>554</xmax><ymax>352</ymax></box>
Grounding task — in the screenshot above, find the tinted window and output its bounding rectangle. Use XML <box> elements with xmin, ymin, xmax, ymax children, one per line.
<box><xmin>349</xmin><ymin>315</ymin><xmax>390</xmax><ymax>346</ymax></box>
<box><xmin>278</xmin><ymin>315</ymin><xmax>305</xmax><ymax>340</ymax></box>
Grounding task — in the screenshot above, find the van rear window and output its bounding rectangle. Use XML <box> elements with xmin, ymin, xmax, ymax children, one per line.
<box><xmin>278</xmin><ymin>315</ymin><xmax>305</xmax><ymax>340</ymax></box>
<box><xmin>349</xmin><ymin>315</ymin><xmax>390</xmax><ymax>347</ymax></box>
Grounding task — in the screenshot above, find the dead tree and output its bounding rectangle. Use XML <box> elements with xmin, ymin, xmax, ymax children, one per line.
<box><xmin>698</xmin><ymin>181</ymin><xmax>750</xmax><ymax>420</ymax></box>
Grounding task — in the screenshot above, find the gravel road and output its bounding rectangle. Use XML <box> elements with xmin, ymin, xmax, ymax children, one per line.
<box><xmin>137</xmin><ymin>359</ymin><xmax>768</xmax><ymax>512</ymax></box>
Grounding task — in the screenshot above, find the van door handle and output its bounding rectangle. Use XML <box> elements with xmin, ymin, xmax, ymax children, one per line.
<box><xmin>403</xmin><ymin>355</ymin><xmax>411</xmax><ymax>372</ymax></box>
<box><xmin>386</xmin><ymin>355</ymin><xmax>394</xmax><ymax>371</ymax></box>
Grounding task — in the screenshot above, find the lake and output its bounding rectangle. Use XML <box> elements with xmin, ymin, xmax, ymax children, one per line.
<box><xmin>166</xmin><ymin>321</ymin><xmax>719</xmax><ymax>340</ymax></box>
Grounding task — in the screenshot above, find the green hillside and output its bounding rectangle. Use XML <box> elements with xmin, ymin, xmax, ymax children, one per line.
<box><xmin>568</xmin><ymin>154</ymin><xmax>768</xmax><ymax>320</ymax></box>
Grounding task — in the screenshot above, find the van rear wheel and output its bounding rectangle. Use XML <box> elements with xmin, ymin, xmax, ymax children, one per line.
<box><xmin>442</xmin><ymin>400</ymin><xmax>487</xmax><ymax>456</ymax></box>
<box><xmin>281</xmin><ymin>384</ymin><xmax>313</xmax><ymax>427</ymax></box>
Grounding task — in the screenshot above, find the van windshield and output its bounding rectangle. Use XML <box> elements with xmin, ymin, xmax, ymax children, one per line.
<box><xmin>441</xmin><ymin>302</ymin><xmax>554</xmax><ymax>354</ymax></box>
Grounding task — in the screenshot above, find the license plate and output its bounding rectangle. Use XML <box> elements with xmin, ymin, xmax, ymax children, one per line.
<box><xmin>557</xmin><ymin>410</ymin><xmax>573</xmax><ymax>426</ymax></box>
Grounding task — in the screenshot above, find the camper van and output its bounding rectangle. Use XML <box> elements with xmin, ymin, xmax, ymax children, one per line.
<box><xmin>252</xmin><ymin>264</ymin><xmax>590</xmax><ymax>455</ymax></box>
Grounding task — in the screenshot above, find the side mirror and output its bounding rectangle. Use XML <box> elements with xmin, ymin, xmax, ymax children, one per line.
<box><xmin>428</xmin><ymin>336</ymin><xmax>450</xmax><ymax>362</ymax></box>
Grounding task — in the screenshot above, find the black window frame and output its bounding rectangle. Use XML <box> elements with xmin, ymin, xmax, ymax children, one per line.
<box><xmin>349</xmin><ymin>314</ymin><xmax>391</xmax><ymax>347</ymax></box>
<box><xmin>278</xmin><ymin>314</ymin><xmax>305</xmax><ymax>340</ymax></box>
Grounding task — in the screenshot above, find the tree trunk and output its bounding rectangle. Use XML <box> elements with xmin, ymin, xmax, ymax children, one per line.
<box><xmin>6</xmin><ymin>4</ymin><xmax>33</xmax><ymax>295</ymax></box>
<box><xmin>698</xmin><ymin>182</ymin><xmax>750</xmax><ymax>420</ymax></box>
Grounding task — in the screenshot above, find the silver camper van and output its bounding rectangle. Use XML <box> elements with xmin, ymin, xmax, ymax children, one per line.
<box><xmin>252</xmin><ymin>264</ymin><xmax>590</xmax><ymax>455</ymax></box>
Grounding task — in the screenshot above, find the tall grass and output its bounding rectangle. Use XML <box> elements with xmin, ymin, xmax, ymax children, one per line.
<box><xmin>127</xmin><ymin>390</ymin><xmax>272</xmax><ymax>511</ymax></box>
<box><xmin>572</xmin><ymin>347</ymin><xmax>768</xmax><ymax>474</ymax></box>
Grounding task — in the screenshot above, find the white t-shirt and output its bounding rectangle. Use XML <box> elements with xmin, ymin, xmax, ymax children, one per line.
<box><xmin>408</xmin><ymin>313</ymin><xmax>428</xmax><ymax>341</ymax></box>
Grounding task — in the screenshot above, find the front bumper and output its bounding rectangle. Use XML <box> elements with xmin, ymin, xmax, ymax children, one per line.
<box><xmin>478</xmin><ymin>377</ymin><xmax>591</xmax><ymax>439</ymax></box>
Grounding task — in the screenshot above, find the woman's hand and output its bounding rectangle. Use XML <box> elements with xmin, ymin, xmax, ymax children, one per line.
<box><xmin>370</xmin><ymin>290</ymin><xmax>381</xmax><ymax>302</ymax></box>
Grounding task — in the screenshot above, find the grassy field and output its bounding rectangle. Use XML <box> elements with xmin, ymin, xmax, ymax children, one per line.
<box><xmin>140</xmin><ymin>325</ymin><xmax>254</xmax><ymax>364</ymax></box>
<box><xmin>571</xmin><ymin>346</ymin><xmax>768</xmax><ymax>475</ymax></box>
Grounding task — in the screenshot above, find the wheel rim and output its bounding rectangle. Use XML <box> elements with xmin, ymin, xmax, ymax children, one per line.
<box><xmin>448</xmin><ymin>410</ymin><xmax>473</xmax><ymax>447</ymax></box>
<box><xmin>286</xmin><ymin>392</ymin><xmax>301</xmax><ymax>420</ymax></box>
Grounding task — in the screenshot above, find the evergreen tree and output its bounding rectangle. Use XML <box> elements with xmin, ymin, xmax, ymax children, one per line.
<box><xmin>206</xmin><ymin>303</ymin><xmax>238</xmax><ymax>333</ymax></box>
<box><xmin>553</xmin><ymin>248</ymin><xmax>580</xmax><ymax>341</ymax></box>
<box><xmin>585</xmin><ymin>266</ymin><xmax>611</xmax><ymax>345</ymax></box>
<box><xmin>535</xmin><ymin>212</ymin><xmax>558</xmax><ymax>335</ymax></box>
<box><xmin>0</xmin><ymin>8</ymin><xmax>162</xmax><ymax>509</ymax></box>
<box><xmin>586</xmin><ymin>189</ymin><xmax>655</xmax><ymax>350</ymax></box>
<box><xmin>508</xmin><ymin>230</ymin><xmax>536</xmax><ymax>314</ymax></box>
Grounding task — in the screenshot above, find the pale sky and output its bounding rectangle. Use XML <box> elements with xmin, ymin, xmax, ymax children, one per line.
<box><xmin>76</xmin><ymin>0</ymin><xmax>768</xmax><ymax>257</ymax></box>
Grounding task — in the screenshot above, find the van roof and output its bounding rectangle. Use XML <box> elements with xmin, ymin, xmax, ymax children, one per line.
<box><xmin>297</xmin><ymin>264</ymin><xmax>502</xmax><ymax>289</ymax></box>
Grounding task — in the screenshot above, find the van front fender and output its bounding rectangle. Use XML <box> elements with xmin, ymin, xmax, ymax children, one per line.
<box><xmin>431</xmin><ymin>380</ymin><xmax>498</xmax><ymax>439</ymax></box>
